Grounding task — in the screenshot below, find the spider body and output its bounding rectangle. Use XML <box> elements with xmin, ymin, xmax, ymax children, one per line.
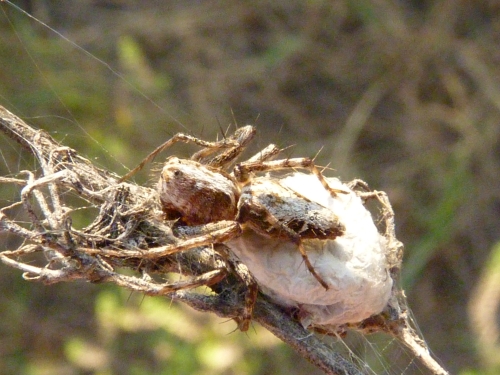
<box><xmin>159</xmin><ymin>159</ymin><xmax>345</xmax><ymax>242</ymax></box>
<box><xmin>154</xmin><ymin>130</ymin><xmax>347</xmax><ymax>292</ymax></box>
<box><xmin>122</xmin><ymin>125</ymin><xmax>348</xmax><ymax>330</ymax></box>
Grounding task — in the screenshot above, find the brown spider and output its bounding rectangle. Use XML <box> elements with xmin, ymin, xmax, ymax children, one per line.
<box><xmin>117</xmin><ymin>125</ymin><xmax>347</xmax><ymax>330</ymax></box>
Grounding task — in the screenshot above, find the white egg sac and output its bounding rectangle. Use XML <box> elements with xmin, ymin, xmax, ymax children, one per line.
<box><xmin>227</xmin><ymin>173</ymin><xmax>392</xmax><ymax>327</ymax></box>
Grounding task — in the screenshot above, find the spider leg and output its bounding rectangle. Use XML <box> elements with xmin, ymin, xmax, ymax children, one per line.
<box><xmin>221</xmin><ymin>248</ymin><xmax>258</xmax><ymax>332</ymax></box>
<box><xmin>296</xmin><ymin>242</ymin><xmax>329</xmax><ymax>289</ymax></box>
<box><xmin>240</xmin><ymin>271</ymin><xmax>258</xmax><ymax>331</ymax></box>
<box><xmin>141</xmin><ymin>269</ymin><xmax>228</xmax><ymax>295</ymax></box>
<box><xmin>192</xmin><ymin>125</ymin><xmax>257</xmax><ymax>169</ymax></box>
<box><xmin>246</xmin><ymin>144</ymin><xmax>281</xmax><ymax>163</ymax></box>
<box><xmin>172</xmin><ymin>223</ymin><xmax>260</xmax><ymax>332</ymax></box>
<box><xmin>172</xmin><ymin>223</ymin><xmax>259</xmax><ymax>331</ymax></box>
<box><xmin>119</xmin><ymin>132</ymin><xmax>240</xmax><ymax>182</ymax></box>
<box><xmin>234</xmin><ymin>157</ymin><xmax>348</xmax><ymax>197</ymax></box>
<box><xmin>81</xmin><ymin>221</ymin><xmax>242</xmax><ymax>259</ymax></box>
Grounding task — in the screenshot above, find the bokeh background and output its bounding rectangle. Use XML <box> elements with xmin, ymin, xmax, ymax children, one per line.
<box><xmin>1</xmin><ymin>1</ymin><xmax>500</xmax><ymax>374</ymax></box>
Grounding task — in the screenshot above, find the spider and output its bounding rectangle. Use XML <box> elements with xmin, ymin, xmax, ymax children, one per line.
<box><xmin>117</xmin><ymin>125</ymin><xmax>347</xmax><ymax>330</ymax></box>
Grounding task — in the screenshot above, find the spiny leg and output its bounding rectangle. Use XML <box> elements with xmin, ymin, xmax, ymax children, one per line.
<box><xmin>246</xmin><ymin>144</ymin><xmax>281</xmax><ymax>163</ymax></box>
<box><xmin>295</xmin><ymin>240</ymin><xmax>329</xmax><ymax>290</ymax></box>
<box><xmin>118</xmin><ymin>132</ymin><xmax>240</xmax><ymax>182</ymax></box>
<box><xmin>141</xmin><ymin>269</ymin><xmax>228</xmax><ymax>295</ymax></box>
<box><xmin>177</xmin><ymin>223</ymin><xmax>259</xmax><ymax>332</ymax></box>
<box><xmin>234</xmin><ymin>157</ymin><xmax>348</xmax><ymax>197</ymax></box>
<box><xmin>345</xmin><ymin>180</ymin><xmax>404</xmax><ymax>270</ymax></box>
<box><xmin>192</xmin><ymin>125</ymin><xmax>256</xmax><ymax>169</ymax></box>
<box><xmin>80</xmin><ymin>221</ymin><xmax>242</xmax><ymax>259</ymax></box>
<box><xmin>239</xmin><ymin>269</ymin><xmax>258</xmax><ymax>332</ymax></box>
<box><xmin>347</xmin><ymin>178</ymin><xmax>371</xmax><ymax>192</ymax></box>
<box><xmin>164</xmin><ymin>224</ymin><xmax>259</xmax><ymax>331</ymax></box>
<box><xmin>219</xmin><ymin>246</ymin><xmax>259</xmax><ymax>332</ymax></box>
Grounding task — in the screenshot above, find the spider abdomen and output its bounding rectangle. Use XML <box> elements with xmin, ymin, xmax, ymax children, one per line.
<box><xmin>158</xmin><ymin>156</ymin><xmax>239</xmax><ymax>225</ymax></box>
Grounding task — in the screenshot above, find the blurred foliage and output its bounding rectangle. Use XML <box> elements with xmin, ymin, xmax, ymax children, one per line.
<box><xmin>466</xmin><ymin>241</ymin><xmax>500</xmax><ymax>375</ymax></box>
<box><xmin>1</xmin><ymin>0</ymin><xmax>500</xmax><ymax>374</ymax></box>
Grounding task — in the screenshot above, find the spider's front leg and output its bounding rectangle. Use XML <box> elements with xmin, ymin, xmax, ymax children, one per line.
<box><xmin>83</xmin><ymin>221</ymin><xmax>242</xmax><ymax>259</ymax></box>
<box><xmin>233</xmin><ymin>157</ymin><xmax>348</xmax><ymax>197</ymax></box>
<box><xmin>119</xmin><ymin>130</ymin><xmax>243</xmax><ymax>183</ymax></box>
<box><xmin>192</xmin><ymin>125</ymin><xmax>257</xmax><ymax>168</ymax></box>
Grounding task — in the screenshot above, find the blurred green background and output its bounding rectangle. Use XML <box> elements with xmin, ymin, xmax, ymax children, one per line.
<box><xmin>1</xmin><ymin>1</ymin><xmax>500</xmax><ymax>374</ymax></box>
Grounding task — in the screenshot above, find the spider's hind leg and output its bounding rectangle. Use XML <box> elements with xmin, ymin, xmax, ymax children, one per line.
<box><xmin>216</xmin><ymin>244</ymin><xmax>259</xmax><ymax>332</ymax></box>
